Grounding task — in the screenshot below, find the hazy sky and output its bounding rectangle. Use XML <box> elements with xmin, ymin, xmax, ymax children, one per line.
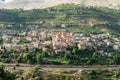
<box><xmin>5</xmin><ymin>0</ymin><xmax>13</xmax><ymax>3</ymax></box>
<box><xmin>0</xmin><ymin>0</ymin><xmax>13</xmax><ymax>3</ymax></box>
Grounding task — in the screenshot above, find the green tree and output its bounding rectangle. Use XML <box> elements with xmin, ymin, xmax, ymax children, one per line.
<box><xmin>0</xmin><ymin>65</ymin><xmax>4</xmax><ymax>80</ymax></box>
<box><xmin>23</xmin><ymin>53</ymin><xmax>32</xmax><ymax>60</ymax></box>
<box><xmin>22</xmin><ymin>53</ymin><xmax>33</xmax><ymax>64</ymax></box>
<box><xmin>72</xmin><ymin>48</ymin><xmax>77</xmax><ymax>54</ymax></box>
<box><xmin>113</xmin><ymin>54</ymin><xmax>120</xmax><ymax>65</ymax></box>
<box><xmin>17</xmin><ymin>56</ymin><xmax>22</xmax><ymax>63</ymax></box>
<box><xmin>42</xmin><ymin>51</ymin><xmax>48</xmax><ymax>57</ymax></box>
<box><xmin>115</xmin><ymin>69</ymin><xmax>120</xmax><ymax>78</ymax></box>
<box><xmin>0</xmin><ymin>39</ymin><xmax>3</xmax><ymax>45</ymax></box>
<box><xmin>80</xmin><ymin>77</ymin><xmax>84</xmax><ymax>80</ymax></box>
<box><xmin>0</xmin><ymin>65</ymin><xmax>16</xmax><ymax>80</ymax></box>
<box><xmin>36</xmin><ymin>54</ymin><xmax>42</xmax><ymax>64</ymax></box>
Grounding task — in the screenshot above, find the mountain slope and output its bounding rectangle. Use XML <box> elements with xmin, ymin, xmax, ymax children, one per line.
<box><xmin>0</xmin><ymin>4</ymin><xmax>120</xmax><ymax>34</ymax></box>
<box><xmin>0</xmin><ymin>0</ymin><xmax>120</xmax><ymax>10</ymax></box>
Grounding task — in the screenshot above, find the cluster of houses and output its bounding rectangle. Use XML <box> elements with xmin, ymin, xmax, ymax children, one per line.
<box><xmin>0</xmin><ymin>30</ymin><xmax>120</xmax><ymax>55</ymax></box>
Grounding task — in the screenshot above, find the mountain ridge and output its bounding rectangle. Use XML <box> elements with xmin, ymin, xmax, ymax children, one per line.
<box><xmin>0</xmin><ymin>0</ymin><xmax>120</xmax><ymax>10</ymax></box>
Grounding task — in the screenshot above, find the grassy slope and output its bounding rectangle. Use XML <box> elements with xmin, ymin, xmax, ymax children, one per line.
<box><xmin>0</xmin><ymin>4</ymin><xmax>120</xmax><ymax>34</ymax></box>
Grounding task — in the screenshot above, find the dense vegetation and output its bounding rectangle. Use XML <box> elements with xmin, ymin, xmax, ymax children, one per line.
<box><xmin>0</xmin><ymin>65</ymin><xmax>16</xmax><ymax>80</ymax></box>
<box><xmin>0</xmin><ymin>47</ymin><xmax>120</xmax><ymax>65</ymax></box>
<box><xmin>0</xmin><ymin>65</ymin><xmax>120</xmax><ymax>80</ymax></box>
<box><xmin>0</xmin><ymin>4</ymin><xmax>120</xmax><ymax>33</ymax></box>
<box><xmin>80</xmin><ymin>69</ymin><xmax>120</xmax><ymax>80</ymax></box>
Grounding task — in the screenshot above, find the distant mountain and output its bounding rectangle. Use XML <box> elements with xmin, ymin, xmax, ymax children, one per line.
<box><xmin>0</xmin><ymin>0</ymin><xmax>120</xmax><ymax>10</ymax></box>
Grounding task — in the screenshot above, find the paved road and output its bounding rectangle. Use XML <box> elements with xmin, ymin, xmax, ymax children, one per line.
<box><xmin>1</xmin><ymin>63</ymin><xmax>120</xmax><ymax>71</ymax></box>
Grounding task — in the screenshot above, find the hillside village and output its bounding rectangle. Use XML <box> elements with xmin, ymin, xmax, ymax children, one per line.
<box><xmin>0</xmin><ymin>26</ymin><xmax>120</xmax><ymax>56</ymax></box>
<box><xmin>1</xmin><ymin>1</ymin><xmax>120</xmax><ymax>80</ymax></box>
<box><xmin>0</xmin><ymin>4</ymin><xmax>120</xmax><ymax>65</ymax></box>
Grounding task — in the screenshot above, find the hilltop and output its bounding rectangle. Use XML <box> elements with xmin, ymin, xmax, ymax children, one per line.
<box><xmin>0</xmin><ymin>0</ymin><xmax>120</xmax><ymax>10</ymax></box>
